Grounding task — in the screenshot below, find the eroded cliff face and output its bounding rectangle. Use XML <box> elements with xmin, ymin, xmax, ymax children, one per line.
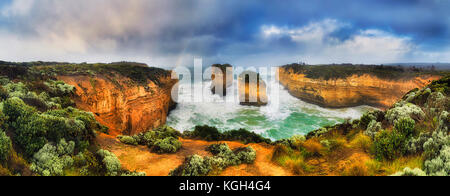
<box><xmin>58</xmin><ymin>74</ymin><xmax>177</xmax><ymax>136</ymax></box>
<box><xmin>278</xmin><ymin>68</ymin><xmax>441</xmax><ymax>109</ymax></box>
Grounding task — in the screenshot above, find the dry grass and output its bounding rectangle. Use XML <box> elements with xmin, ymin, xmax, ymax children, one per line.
<box><xmin>350</xmin><ymin>133</ymin><xmax>373</xmax><ymax>153</ymax></box>
<box><xmin>271</xmin><ymin>145</ymin><xmax>314</xmax><ymax>175</ymax></box>
<box><xmin>301</xmin><ymin>139</ymin><xmax>324</xmax><ymax>156</ymax></box>
<box><xmin>381</xmin><ymin>155</ymin><xmax>424</xmax><ymax>175</ymax></box>
<box><xmin>341</xmin><ymin>161</ymin><xmax>370</xmax><ymax>176</ymax></box>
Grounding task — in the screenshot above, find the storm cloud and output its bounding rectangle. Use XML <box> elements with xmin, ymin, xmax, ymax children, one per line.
<box><xmin>0</xmin><ymin>0</ymin><xmax>449</xmax><ymax>67</ymax></box>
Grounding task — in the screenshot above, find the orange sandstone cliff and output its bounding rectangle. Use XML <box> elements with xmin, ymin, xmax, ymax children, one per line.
<box><xmin>278</xmin><ymin>67</ymin><xmax>441</xmax><ymax>109</ymax></box>
<box><xmin>58</xmin><ymin>73</ymin><xmax>177</xmax><ymax>136</ymax></box>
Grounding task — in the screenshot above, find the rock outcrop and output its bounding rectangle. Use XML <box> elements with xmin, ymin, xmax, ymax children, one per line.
<box><xmin>58</xmin><ymin>73</ymin><xmax>177</xmax><ymax>136</ymax></box>
<box><xmin>211</xmin><ymin>64</ymin><xmax>233</xmax><ymax>96</ymax></box>
<box><xmin>239</xmin><ymin>71</ymin><xmax>268</xmax><ymax>106</ymax></box>
<box><xmin>278</xmin><ymin>67</ymin><xmax>442</xmax><ymax>109</ymax></box>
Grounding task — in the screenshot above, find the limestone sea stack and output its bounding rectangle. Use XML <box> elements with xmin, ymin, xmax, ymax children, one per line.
<box><xmin>238</xmin><ymin>71</ymin><xmax>268</xmax><ymax>106</ymax></box>
<box><xmin>211</xmin><ymin>64</ymin><xmax>233</xmax><ymax>96</ymax></box>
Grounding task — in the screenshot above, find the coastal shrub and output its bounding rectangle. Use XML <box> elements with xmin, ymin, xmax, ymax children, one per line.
<box><xmin>185</xmin><ymin>126</ymin><xmax>271</xmax><ymax>144</ymax></box>
<box><xmin>424</xmin><ymin>145</ymin><xmax>450</xmax><ymax>176</ymax></box>
<box><xmin>0</xmin><ymin>86</ymin><xmax>8</xmax><ymax>101</ymax></box>
<box><xmin>152</xmin><ymin>137</ymin><xmax>182</xmax><ymax>154</ymax></box>
<box><xmin>423</xmin><ymin>112</ymin><xmax>450</xmax><ymax>159</ymax></box>
<box><xmin>117</xmin><ymin>135</ymin><xmax>138</xmax><ymax>146</ymax></box>
<box><xmin>234</xmin><ymin>146</ymin><xmax>257</xmax><ymax>164</ymax></box>
<box><xmin>364</xmin><ymin>120</ymin><xmax>382</xmax><ymax>139</ymax></box>
<box><xmin>30</xmin><ymin>141</ymin><xmax>74</xmax><ymax>176</ymax></box>
<box><xmin>405</xmin><ymin>132</ymin><xmax>432</xmax><ymax>155</ymax></box>
<box><xmin>170</xmin><ymin>144</ymin><xmax>257</xmax><ymax>176</ymax></box>
<box><xmin>44</xmin><ymin>80</ymin><xmax>75</xmax><ymax>97</ymax></box>
<box><xmin>359</xmin><ymin>110</ymin><xmax>384</xmax><ymax>129</ymax></box>
<box><xmin>121</xmin><ymin>171</ymin><xmax>146</xmax><ymax>176</ymax></box>
<box><xmin>223</xmin><ymin>128</ymin><xmax>271</xmax><ymax>144</ymax></box>
<box><xmin>118</xmin><ymin>125</ymin><xmax>182</xmax><ymax>153</ymax></box>
<box><xmin>97</xmin><ymin>149</ymin><xmax>121</xmax><ymax>176</ymax></box>
<box><xmin>0</xmin><ymin>131</ymin><xmax>12</xmax><ymax>161</ymax></box>
<box><xmin>169</xmin><ymin>155</ymin><xmax>212</xmax><ymax>176</ymax></box>
<box><xmin>385</xmin><ymin>103</ymin><xmax>425</xmax><ymax>124</ymax></box>
<box><xmin>391</xmin><ymin>167</ymin><xmax>427</xmax><ymax>176</ymax></box>
<box><xmin>394</xmin><ymin>117</ymin><xmax>415</xmax><ymax>137</ymax></box>
<box><xmin>189</xmin><ymin>125</ymin><xmax>222</xmax><ymax>141</ymax></box>
<box><xmin>373</xmin><ymin>130</ymin><xmax>406</xmax><ymax>161</ymax></box>
<box><xmin>276</xmin><ymin>135</ymin><xmax>306</xmax><ymax>150</ymax></box>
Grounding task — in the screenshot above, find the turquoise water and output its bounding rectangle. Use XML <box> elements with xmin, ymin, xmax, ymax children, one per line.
<box><xmin>167</xmin><ymin>80</ymin><xmax>372</xmax><ymax>141</ymax></box>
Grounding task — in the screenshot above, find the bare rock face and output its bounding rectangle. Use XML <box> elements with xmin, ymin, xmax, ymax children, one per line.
<box><xmin>238</xmin><ymin>71</ymin><xmax>268</xmax><ymax>106</ymax></box>
<box><xmin>278</xmin><ymin>67</ymin><xmax>441</xmax><ymax>109</ymax></box>
<box><xmin>211</xmin><ymin>64</ymin><xmax>233</xmax><ymax>96</ymax></box>
<box><xmin>58</xmin><ymin>73</ymin><xmax>177</xmax><ymax>136</ymax></box>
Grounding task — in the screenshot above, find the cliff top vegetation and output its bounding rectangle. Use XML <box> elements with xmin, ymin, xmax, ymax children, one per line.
<box><xmin>0</xmin><ymin>61</ymin><xmax>171</xmax><ymax>87</ymax></box>
<box><xmin>281</xmin><ymin>63</ymin><xmax>449</xmax><ymax>80</ymax></box>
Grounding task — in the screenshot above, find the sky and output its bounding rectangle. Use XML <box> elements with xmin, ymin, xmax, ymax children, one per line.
<box><xmin>0</xmin><ymin>0</ymin><xmax>449</xmax><ymax>68</ymax></box>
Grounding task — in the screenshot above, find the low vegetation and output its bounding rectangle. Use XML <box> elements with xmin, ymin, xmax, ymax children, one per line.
<box><xmin>0</xmin><ymin>63</ymin><xmax>146</xmax><ymax>176</ymax></box>
<box><xmin>183</xmin><ymin>125</ymin><xmax>271</xmax><ymax>144</ymax></box>
<box><xmin>282</xmin><ymin>75</ymin><xmax>449</xmax><ymax>176</ymax></box>
<box><xmin>169</xmin><ymin>143</ymin><xmax>256</xmax><ymax>176</ymax></box>
<box><xmin>282</xmin><ymin>63</ymin><xmax>448</xmax><ymax>80</ymax></box>
<box><xmin>117</xmin><ymin>125</ymin><xmax>182</xmax><ymax>154</ymax></box>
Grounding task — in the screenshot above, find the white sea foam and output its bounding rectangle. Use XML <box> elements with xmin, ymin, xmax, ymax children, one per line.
<box><xmin>166</xmin><ymin>78</ymin><xmax>373</xmax><ymax>140</ymax></box>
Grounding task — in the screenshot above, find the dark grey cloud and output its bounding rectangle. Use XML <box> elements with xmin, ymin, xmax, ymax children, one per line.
<box><xmin>0</xmin><ymin>0</ymin><xmax>448</xmax><ymax>67</ymax></box>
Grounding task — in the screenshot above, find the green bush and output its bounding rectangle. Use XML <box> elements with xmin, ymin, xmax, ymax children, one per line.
<box><xmin>394</xmin><ymin>117</ymin><xmax>415</xmax><ymax>137</ymax></box>
<box><xmin>170</xmin><ymin>144</ymin><xmax>257</xmax><ymax>176</ymax></box>
<box><xmin>373</xmin><ymin>130</ymin><xmax>407</xmax><ymax>161</ymax></box>
<box><xmin>385</xmin><ymin>103</ymin><xmax>425</xmax><ymax>124</ymax></box>
<box><xmin>364</xmin><ymin>120</ymin><xmax>382</xmax><ymax>139</ymax></box>
<box><xmin>153</xmin><ymin>137</ymin><xmax>182</xmax><ymax>154</ymax></box>
<box><xmin>424</xmin><ymin>145</ymin><xmax>450</xmax><ymax>176</ymax></box>
<box><xmin>30</xmin><ymin>140</ymin><xmax>74</xmax><ymax>176</ymax></box>
<box><xmin>0</xmin><ymin>131</ymin><xmax>12</xmax><ymax>161</ymax></box>
<box><xmin>169</xmin><ymin>155</ymin><xmax>212</xmax><ymax>176</ymax></box>
<box><xmin>118</xmin><ymin>125</ymin><xmax>182</xmax><ymax>153</ymax></box>
<box><xmin>223</xmin><ymin>129</ymin><xmax>271</xmax><ymax>144</ymax></box>
<box><xmin>359</xmin><ymin>110</ymin><xmax>384</xmax><ymax>129</ymax></box>
<box><xmin>117</xmin><ymin>135</ymin><xmax>138</xmax><ymax>146</ymax></box>
<box><xmin>186</xmin><ymin>125</ymin><xmax>271</xmax><ymax>144</ymax></box>
<box><xmin>97</xmin><ymin>149</ymin><xmax>121</xmax><ymax>176</ymax></box>
<box><xmin>189</xmin><ymin>125</ymin><xmax>222</xmax><ymax>141</ymax></box>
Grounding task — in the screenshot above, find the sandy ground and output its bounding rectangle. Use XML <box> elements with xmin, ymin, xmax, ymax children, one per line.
<box><xmin>96</xmin><ymin>133</ymin><xmax>293</xmax><ymax>176</ymax></box>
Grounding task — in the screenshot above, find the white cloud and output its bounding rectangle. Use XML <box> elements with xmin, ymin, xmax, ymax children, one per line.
<box><xmin>260</xmin><ymin>20</ymin><xmax>416</xmax><ymax>64</ymax></box>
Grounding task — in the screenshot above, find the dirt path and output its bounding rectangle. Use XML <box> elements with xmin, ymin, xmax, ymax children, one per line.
<box><xmin>96</xmin><ymin>134</ymin><xmax>293</xmax><ymax>176</ymax></box>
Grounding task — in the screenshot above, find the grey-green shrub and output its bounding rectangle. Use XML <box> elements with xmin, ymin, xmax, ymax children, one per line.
<box><xmin>170</xmin><ymin>144</ymin><xmax>257</xmax><ymax>176</ymax></box>
<box><xmin>385</xmin><ymin>103</ymin><xmax>425</xmax><ymax>124</ymax></box>
<box><xmin>117</xmin><ymin>135</ymin><xmax>138</xmax><ymax>146</ymax></box>
<box><xmin>405</xmin><ymin>132</ymin><xmax>431</xmax><ymax>155</ymax></box>
<box><xmin>424</xmin><ymin>145</ymin><xmax>450</xmax><ymax>176</ymax></box>
<box><xmin>97</xmin><ymin>149</ymin><xmax>121</xmax><ymax>176</ymax></box>
<box><xmin>364</xmin><ymin>120</ymin><xmax>381</xmax><ymax>139</ymax></box>
<box><xmin>394</xmin><ymin>117</ymin><xmax>415</xmax><ymax>137</ymax></box>
<box><xmin>0</xmin><ymin>130</ymin><xmax>12</xmax><ymax>161</ymax></box>
<box><xmin>153</xmin><ymin>137</ymin><xmax>182</xmax><ymax>153</ymax></box>
<box><xmin>169</xmin><ymin>155</ymin><xmax>212</xmax><ymax>176</ymax></box>
<box><xmin>391</xmin><ymin>167</ymin><xmax>427</xmax><ymax>176</ymax></box>
<box><xmin>118</xmin><ymin>125</ymin><xmax>182</xmax><ymax>153</ymax></box>
<box><xmin>30</xmin><ymin>141</ymin><xmax>74</xmax><ymax>176</ymax></box>
<box><xmin>234</xmin><ymin>147</ymin><xmax>257</xmax><ymax>164</ymax></box>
